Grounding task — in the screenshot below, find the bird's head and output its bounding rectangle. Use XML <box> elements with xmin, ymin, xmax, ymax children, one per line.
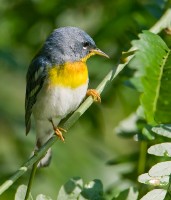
<box><xmin>42</xmin><ymin>26</ymin><xmax>109</xmax><ymax>64</ymax></box>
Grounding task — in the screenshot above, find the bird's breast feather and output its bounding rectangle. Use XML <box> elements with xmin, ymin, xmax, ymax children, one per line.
<box><xmin>47</xmin><ymin>61</ymin><xmax>88</xmax><ymax>88</ymax></box>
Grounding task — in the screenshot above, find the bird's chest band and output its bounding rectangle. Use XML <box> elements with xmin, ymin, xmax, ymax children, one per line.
<box><xmin>47</xmin><ymin>62</ymin><xmax>88</xmax><ymax>88</ymax></box>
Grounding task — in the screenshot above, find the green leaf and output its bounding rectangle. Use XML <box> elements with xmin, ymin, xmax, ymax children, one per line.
<box><xmin>79</xmin><ymin>179</ymin><xmax>104</xmax><ymax>200</ymax></box>
<box><xmin>128</xmin><ymin>77</ymin><xmax>144</xmax><ymax>92</ymax></box>
<box><xmin>36</xmin><ymin>194</ymin><xmax>52</xmax><ymax>200</ymax></box>
<box><xmin>138</xmin><ymin>173</ymin><xmax>169</xmax><ymax>186</ymax></box>
<box><xmin>149</xmin><ymin>161</ymin><xmax>171</xmax><ymax>176</ymax></box>
<box><xmin>15</xmin><ymin>185</ymin><xmax>33</xmax><ymax>200</ymax></box>
<box><xmin>142</xmin><ymin>126</ymin><xmax>155</xmax><ymax>140</ymax></box>
<box><xmin>120</xmin><ymin>50</ymin><xmax>136</xmax><ymax>64</ymax></box>
<box><xmin>148</xmin><ymin>143</ymin><xmax>171</xmax><ymax>157</ymax></box>
<box><xmin>152</xmin><ymin>124</ymin><xmax>171</xmax><ymax>138</ymax></box>
<box><xmin>131</xmin><ymin>31</ymin><xmax>171</xmax><ymax>124</ymax></box>
<box><xmin>140</xmin><ymin>189</ymin><xmax>167</xmax><ymax>200</ymax></box>
<box><xmin>57</xmin><ymin>177</ymin><xmax>83</xmax><ymax>200</ymax></box>
<box><xmin>115</xmin><ymin>113</ymin><xmax>139</xmax><ymax>138</ymax></box>
<box><xmin>113</xmin><ymin>187</ymin><xmax>138</xmax><ymax>200</ymax></box>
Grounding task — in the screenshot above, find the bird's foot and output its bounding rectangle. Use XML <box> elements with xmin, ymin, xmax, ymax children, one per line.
<box><xmin>54</xmin><ymin>127</ymin><xmax>66</xmax><ymax>142</ymax></box>
<box><xmin>86</xmin><ymin>89</ymin><xmax>101</xmax><ymax>103</ymax></box>
<box><xmin>49</xmin><ymin>119</ymin><xmax>66</xmax><ymax>142</ymax></box>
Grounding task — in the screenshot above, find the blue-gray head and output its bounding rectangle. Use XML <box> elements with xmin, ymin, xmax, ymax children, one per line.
<box><xmin>41</xmin><ymin>26</ymin><xmax>108</xmax><ymax>64</ymax></box>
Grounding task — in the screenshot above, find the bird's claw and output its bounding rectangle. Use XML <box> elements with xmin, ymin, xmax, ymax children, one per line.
<box><xmin>86</xmin><ymin>89</ymin><xmax>101</xmax><ymax>103</ymax></box>
<box><xmin>54</xmin><ymin>127</ymin><xmax>66</xmax><ymax>142</ymax></box>
<box><xmin>49</xmin><ymin>119</ymin><xmax>66</xmax><ymax>142</ymax></box>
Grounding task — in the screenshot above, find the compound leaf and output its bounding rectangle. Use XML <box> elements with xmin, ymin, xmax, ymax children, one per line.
<box><xmin>140</xmin><ymin>189</ymin><xmax>167</xmax><ymax>200</ymax></box>
<box><xmin>148</xmin><ymin>143</ymin><xmax>171</xmax><ymax>157</ymax></box>
<box><xmin>149</xmin><ymin>161</ymin><xmax>171</xmax><ymax>177</ymax></box>
<box><xmin>57</xmin><ymin>177</ymin><xmax>83</xmax><ymax>200</ymax></box>
<box><xmin>152</xmin><ymin>124</ymin><xmax>171</xmax><ymax>138</ymax></box>
<box><xmin>131</xmin><ymin>31</ymin><xmax>171</xmax><ymax>124</ymax></box>
<box><xmin>15</xmin><ymin>185</ymin><xmax>33</xmax><ymax>200</ymax></box>
<box><xmin>138</xmin><ymin>173</ymin><xmax>169</xmax><ymax>186</ymax></box>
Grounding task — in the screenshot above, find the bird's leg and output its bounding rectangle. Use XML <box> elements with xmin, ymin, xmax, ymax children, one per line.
<box><xmin>49</xmin><ymin>119</ymin><xmax>66</xmax><ymax>142</ymax></box>
<box><xmin>86</xmin><ymin>89</ymin><xmax>101</xmax><ymax>103</ymax></box>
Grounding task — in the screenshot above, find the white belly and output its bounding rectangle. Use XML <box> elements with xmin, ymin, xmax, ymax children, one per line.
<box><xmin>32</xmin><ymin>83</ymin><xmax>88</xmax><ymax>145</ymax></box>
<box><xmin>33</xmin><ymin>83</ymin><xmax>88</xmax><ymax>121</ymax></box>
<box><xmin>30</xmin><ymin>81</ymin><xmax>87</xmax><ymax>165</ymax></box>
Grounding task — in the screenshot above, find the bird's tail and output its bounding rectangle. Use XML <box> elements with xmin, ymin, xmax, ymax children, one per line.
<box><xmin>33</xmin><ymin>119</ymin><xmax>59</xmax><ymax>167</ymax></box>
<box><xmin>37</xmin><ymin>147</ymin><xmax>52</xmax><ymax>168</ymax></box>
<box><xmin>33</xmin><ymin>138</ymin><xmax>52</xmax><ymax>168</ymax></box>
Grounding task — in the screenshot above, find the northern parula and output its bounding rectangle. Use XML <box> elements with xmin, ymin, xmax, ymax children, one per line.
<box><xmin>25</xmin><ymin>26</ymin><xmax>108</xmax><ymax>166</ymax></box>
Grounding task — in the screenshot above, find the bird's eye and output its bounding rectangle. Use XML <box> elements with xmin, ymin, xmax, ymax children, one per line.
<box><xmin>83</xmin><ymin>42</ymin><xmax>90</xmax><ymax>49</ymax></box>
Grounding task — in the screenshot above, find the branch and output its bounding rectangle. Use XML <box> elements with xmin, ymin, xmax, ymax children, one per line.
<box><xmin>0</xmin><ymin>8</ymin><xmax>171</xmax><ymax>196</ymax></box>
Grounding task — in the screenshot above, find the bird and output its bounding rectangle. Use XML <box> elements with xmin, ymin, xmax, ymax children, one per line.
<box><xmin>25</xmin><ymin>26</ymin><xmax>109</xmax><ymax>167</ymax></box>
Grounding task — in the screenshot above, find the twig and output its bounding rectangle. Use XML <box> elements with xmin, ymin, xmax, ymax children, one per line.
<box><xmin>0</xmin><ymin>135</ymin><xmax>57</xmax><ymax>195</ymax></box>
<box><xmin>24</xmin><ymin>161</ymin><xmax>39</xmax><ymax>200</ymax></box>
<box><xmin>0</xmin><ymin>8</ymin><xmax>171</xmax><ymax>196</ymax></box>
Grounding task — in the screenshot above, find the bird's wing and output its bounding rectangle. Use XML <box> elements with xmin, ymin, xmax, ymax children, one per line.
<box><xmin>25</xmin><ymin>56</ymin><xmax>48</xmax><ymax>135</ymax></box>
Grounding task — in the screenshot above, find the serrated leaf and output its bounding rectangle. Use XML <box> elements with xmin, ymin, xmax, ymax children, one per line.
<box><xmin>149</xmin><ymin>161</ymin><xmax>171</xmax><ymax>176</ymax></box>
<box><xmin>148</xmin><ymin>143</ymin><xmax>171</xmax><ymax>157</ymax></box>
<box><xmin>15</xmin><ymin>185</ymin><xmax>33</xmax><ymax>200</ymax></box>
<box><xmin>138</xmin><ymin>173</ymin><xmax>169</xmax><ymax>186</ymax></box>
<box><xmin>131</xmin><ymin>31</ymin><xmax>171</xmax><ymax>124</ymax></box>
<box><xmin>113</xmin><ymin>187</ymin><xmax>138</xmax><ymax>200</ymax></box>
<box><xmin>78</xmin><ymin>179</ymin><xmax>104</xmax><ymax>200</ymax></box>
<box><xmin>57</xmin><ymin>177</ymin><xmax>83</xmax><ymax>200</ymax></box>
<box><xmin>152</xmin><ymin>124</ymin><xmax>171</xmax><ymax>138</ymax></box>
<box><xmin>36</xmin><ymin>194</ymin><xmax>52</xmax><ymax>200</ymax></box>
<box><xmin>140</xmin><ymin>189</ymin><xmax>167</xmax><ymax>200</ymax></box>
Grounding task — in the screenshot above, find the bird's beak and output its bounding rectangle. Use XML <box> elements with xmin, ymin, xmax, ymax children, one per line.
<box><xmin>90</xmin><ymin>48</ymin><xmax>109</xmax><ymax>58</ymax></box>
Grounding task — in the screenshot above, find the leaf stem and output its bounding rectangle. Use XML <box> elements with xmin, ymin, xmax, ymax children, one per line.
<box><xmin>24</xmin><ymin>160</ymin><xmax>39</xmax><ymax>200</ymax></box>
<box><xmin>138</xmin><ymin>141</ymin><xmax>147</xmax><ymax>175</ymax></box>
<box><xmin>0</xmin><ymin>136</ymin><xmax>57</xmax><ymax>196</ymax></box>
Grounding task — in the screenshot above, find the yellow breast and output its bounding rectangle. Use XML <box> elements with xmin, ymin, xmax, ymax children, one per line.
<box><xmin>47</xmin><ymin>61</ymin><xmax>88</xmax><ymax>88</ymax></box>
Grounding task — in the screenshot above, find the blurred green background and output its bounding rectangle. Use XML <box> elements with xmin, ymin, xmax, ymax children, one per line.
<box><xmin>0</xmin><ymin>0</ymin><xmax>168</xmax><ymax>199</ymax></box>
